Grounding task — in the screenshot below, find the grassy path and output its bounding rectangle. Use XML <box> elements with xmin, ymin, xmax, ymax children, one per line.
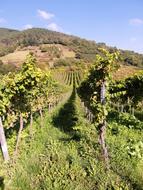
<box><xmin>4</xmin><ymin>88</ymin><xmax>101</xmax><ymax>190</ymax></box>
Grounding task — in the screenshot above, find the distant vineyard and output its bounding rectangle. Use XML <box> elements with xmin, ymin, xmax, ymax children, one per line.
<box><xmin>53</xmin><ymin>69</ymin><xmax>83</xmax><ymax>86</ymax></box>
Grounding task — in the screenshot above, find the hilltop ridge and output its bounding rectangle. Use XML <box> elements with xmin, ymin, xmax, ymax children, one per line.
<box><xmin>0</xmin><ymin>27</ymin><xmax>142</xmax><ymax>67</ymax></box>
<box><xmin>0</xmin><ymin>27</ymin><xmax>142</xmax><ymax>78</ymax></box>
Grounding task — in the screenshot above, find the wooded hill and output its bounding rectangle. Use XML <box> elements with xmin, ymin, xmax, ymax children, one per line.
<box><xmin>0</xmin><ymin>28</ymin><xmax>143</xmax><ymax>68</ymax></box>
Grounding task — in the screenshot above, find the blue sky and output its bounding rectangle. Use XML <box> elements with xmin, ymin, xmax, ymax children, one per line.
<box><xmin>0</xmin><ymin>0</ymin><xmax>143</xmax><ymax>53</ymax></box>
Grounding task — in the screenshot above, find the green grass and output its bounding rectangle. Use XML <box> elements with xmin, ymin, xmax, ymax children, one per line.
<box><xmin>1</xmin><ymin>89</ymin><xmax>143</xmax><ymax>190</ymax></box>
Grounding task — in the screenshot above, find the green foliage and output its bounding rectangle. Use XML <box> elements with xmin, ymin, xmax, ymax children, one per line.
<box><xmin>126</xmin><ymin>140</ymin><xmax>143</xmax><ymax>159</ymax></box>
<box><xmin>78</xmin><ymin>49</ymin><xmax>119</xmax><ymax>125</ymax></box>
<box><xmin>0</xmin><ymin>53</ymin><xmax>64</xmax><ymax>129</ymax></box>
<box><xmin>110</xmin><ymin>71</ymin><xmax>143</xmax><ymax>105</ymax></box>
<box><xmin>107</xmin><ymin>116</ymin><xmax>143</xmax><ymax>189</ymax></box>
<box><xmin>109</xmin><ymin>111</ymin><xmax>143</xmax><ymax>130</ymax></box>
<box><xmin>121</xmin><ymin>49</ymin><xmax>143</xmax><ymax>67</ymax></box>
<box><xmin>54</xmin><ymin>58</ymin><xmax>72</xmax><ymax>67</ymax></box>
<box><xmin>40</xmin><ymin>45</ymin><xmax>62</xmax><ymax>58</ymax></box>
<box><xmin>54</xmin><ymin>58</ymin><xmax>83</xmax><ymax>69</ymax></box>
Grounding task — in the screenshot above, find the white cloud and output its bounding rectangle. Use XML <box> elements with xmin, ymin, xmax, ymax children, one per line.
<box><xmin>23</xmin><ymin>24</ymin><xmax>33</xmax><ymax>29</ymax></box>
<box><xmin>38</xmin><ymin>9</ymin><xmax>54</xmax><ymax>20</ymax></box>
<box><xmin>129</xmin><ymin>18</ymin><xmax>143</xmax><ymax>26</ymax></box>
<box><xmin>0</xmin><ymin>18</ymin><xmax>6</xmax><ymax>23</ymax></box>
<box><xmin>47</xmin><ymin>22</ymin><xmax>63</xmax><ymax>32</ymax></box>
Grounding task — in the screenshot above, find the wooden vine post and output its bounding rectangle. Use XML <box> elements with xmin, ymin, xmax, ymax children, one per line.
<box><xmin>30</xmin><ymin>112</ymin><xmax>33</xmax><ymax>137</ymax></box>
<box><xmin>99</xmin><ymin>80</ymin><xmax>109</xmax><ymax>166</ymax></box>
<box><xmin>15</xmin><ymin>113</ymin><xmax>24</xmax><ymax>154</ymax></box>
<box><xmin>0</xmin><ymin>117</ymin><xmax>9</xmax><ymax>161</ymax></box>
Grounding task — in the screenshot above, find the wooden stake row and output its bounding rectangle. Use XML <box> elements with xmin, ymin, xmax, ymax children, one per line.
<box><xmin>81</xmin><ymin>101</ymin><xmax>95</xmax><ymax>123</ymax></box>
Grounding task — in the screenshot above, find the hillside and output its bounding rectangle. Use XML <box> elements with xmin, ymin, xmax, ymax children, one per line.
<box><xmin>0</xmin><ymin>28</ymin><xmax>143</xmax><ymax>69</ymax></box>
<box><xmin>0</xmin><ymin>44</ymin><xmax>76</xmax><ymax>71</ymax></box>
<box><xmin>0</xmin><ymin>28</ymin><xmax>19</xmax><ymax>40</ymax></box>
